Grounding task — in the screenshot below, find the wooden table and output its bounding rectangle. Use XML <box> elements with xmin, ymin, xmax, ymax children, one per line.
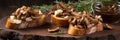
<box><xmin>0</xmin><ymin>6</ymin><xmax>120</xmax><ymax>40</ymax></box>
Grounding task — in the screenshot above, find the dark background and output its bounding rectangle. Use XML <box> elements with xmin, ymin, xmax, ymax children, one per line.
<box><xmin>0</xmin><ymin>0</ymin><xmax>78</xmax><ymax>7</ymax></box>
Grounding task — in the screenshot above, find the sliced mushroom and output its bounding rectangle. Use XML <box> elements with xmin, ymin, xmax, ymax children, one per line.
<box><xmin>14</xmin><ymin>8</ymin><xmax>21</xmax><ymax>15</ymax></box>
<box><xmin>71</xmin><ymin>18</ymin><xmax>77</xmax><ymax>24</ymax></box>
<box><xmin>87</xmin><ymin>24</ymin><xmax>94</xmax><ymax>28</ymax></box>
<box><xmin>17</xmin><ymin>12</ymin><xmax>22</xmax><ymax>19</ymax></box>
<box><xmin>87</xmin><ymin>16</ymin><xmax>98</xmax><ymax>24</ymax></box>
<box><xmin>31</xmin><ymin>16</ymin><xmax>40</xmax><ymax>19</ymax></box>
<box><xmin>79</xmin><ymin>16</ymin><xmax>84</xmax><ymax>22</ymax></box>
<box><xmin>48</xmin><ymin>27</ymin><xmax>60</xmax><ymax>33</ymax></box>
<box><xmin>84</xmin><ymin>17</ymin><xmax>90</xmax><ymax>26</ymax></box>
<box><xmin>76</xmin><ymin>25</ymin><xmax>83</xmax><ymax>29</ymax></box>
<box><xmin>104</xmin><ymin>24</ymin><xmax>113</xmax><ymax>30</ymax></box>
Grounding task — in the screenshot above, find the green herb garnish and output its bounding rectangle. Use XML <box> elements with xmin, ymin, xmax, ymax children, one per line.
<box><xmin>32</xmin><ymin>0</ymin><xmax>118</xmax><ymax>13</ymax></box>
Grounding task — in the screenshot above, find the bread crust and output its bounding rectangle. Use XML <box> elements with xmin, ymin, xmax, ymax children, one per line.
<box><xmin>5</xmin><ymin>14</ymin><xmax>46</xmax><ymax>29</ymax></box>
<box><xmin>51</xmin><ymin>15</ymin><xmax>69</xmax><ymax>27</ymax></box>
<box><xmin>68</xmin><ymin>24</ymin><xmax>86</xmax><ymax>36</ymax></box>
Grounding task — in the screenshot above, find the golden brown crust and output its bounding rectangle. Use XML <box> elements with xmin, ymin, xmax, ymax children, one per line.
<box><xmin>5</xmin><ymin>18</ymin><xmax>19</xmax><ymax>29</ymax></box>
<box><xmin>5</xmin><ymin>15</ymin><xmax>46</xmax><ymax>29</ymax></box>
<box><xmin>51</xmin><ymin>15</ymin><xmax>69</xmax><ymax>27</ymax></box>
<box><xmin>38</xmin><ymin>15</ymin><xmax>46</xmax><ymax>26</ymax></box>
<box><xmin>68</xmin><ymin>24</ymin><xmax>86</xmax><ymax>36</ymax></box>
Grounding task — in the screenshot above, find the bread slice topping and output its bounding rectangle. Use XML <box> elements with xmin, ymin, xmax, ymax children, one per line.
<box><xmin>50</xmin><ymin>2</ymin><xmax>79</xmax><ymax>27</ymax></box>
<box><xmin>68</xmin><ymin>10</ymin><xmax>112</xmax><ymax>36</ymax></box>
<box><xmin>5</xmin><ymin>6</ymin><xmax>46</xmax><ymax>29</ymax></box>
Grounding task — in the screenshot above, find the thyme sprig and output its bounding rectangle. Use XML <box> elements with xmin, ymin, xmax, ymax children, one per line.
<box><xmin>32</xmin><ymin>0</ymin><xmax>118</xmax><ymax>13</ymax></box>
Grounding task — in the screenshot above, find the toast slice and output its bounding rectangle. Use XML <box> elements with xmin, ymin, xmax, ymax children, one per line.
<box><xmin>5</xmin><ymin>6</ymin><xmax>46</xmax><ymax>29</ymax></box>
<box><xmin>51</xmin><ymin>15</ymin><xmax>69</xmax><ymax>27</ymax></box>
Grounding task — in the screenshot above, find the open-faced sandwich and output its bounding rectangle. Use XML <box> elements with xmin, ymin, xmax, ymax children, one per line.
<box><xmin>5</xmin><ymin>6</ymin><xmax>46</xmax><ymax>29</ymax></box>
<box><xmin>68</xmin><ymin>10</ymin><xmax>112</xmax><ymax>36</ymax></box>
<box><xmin>49</xmin><ymin>2</ymin><xmax>79</xmax><ymax>27</ymax></box>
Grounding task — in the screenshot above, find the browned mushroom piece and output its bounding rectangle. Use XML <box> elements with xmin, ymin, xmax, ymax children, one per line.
<box><xmin>48</xmin><ymin>27</ymin><xmax>60</xmax><ymax>33</ymax></box>
<box><xmin>71</xmin><ymin>18</ymin><xmax>77</xmax><ymax>24</ymax></box>
<box><xmin>84</xmin><ymin>17</ymin><xmax>90</xmax><ymax>26</ymax></box>
<box><xmin>87</xmin><ymin>24</ymin><xmax>94</xmax><ymax>29</ymax></box>
<box><xmin>104</xmin><ymin>24</ymin><xmax>113</xmax><ymax>30</ymax></box>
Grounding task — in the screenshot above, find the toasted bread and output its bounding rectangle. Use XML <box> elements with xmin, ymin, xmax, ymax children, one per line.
<box><xmin>5</xmin><ymin>14</ymin><xmax>46</xmax><ymax>29</ymax></box>
<box><xmin>51</xmin><ymin>15</ymin><xmax>69</xmax><ymax>27</ymax></box>
<box><xmin>68</xmin><ymin>24</ymin><xmax>86</xmax><ymax>36</ymax></box>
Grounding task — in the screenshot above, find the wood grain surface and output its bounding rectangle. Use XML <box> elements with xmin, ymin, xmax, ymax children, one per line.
<box><xmin>0</xmin><ymin>6</ymin><xmax>119</xmax><ymax>40</ymax></box>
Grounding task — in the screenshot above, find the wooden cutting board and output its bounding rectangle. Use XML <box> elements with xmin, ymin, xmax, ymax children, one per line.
<box><xmin>0</xmin><ymin>6</ymin><xmax>120</xmax><ymax>40</ymax></box>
